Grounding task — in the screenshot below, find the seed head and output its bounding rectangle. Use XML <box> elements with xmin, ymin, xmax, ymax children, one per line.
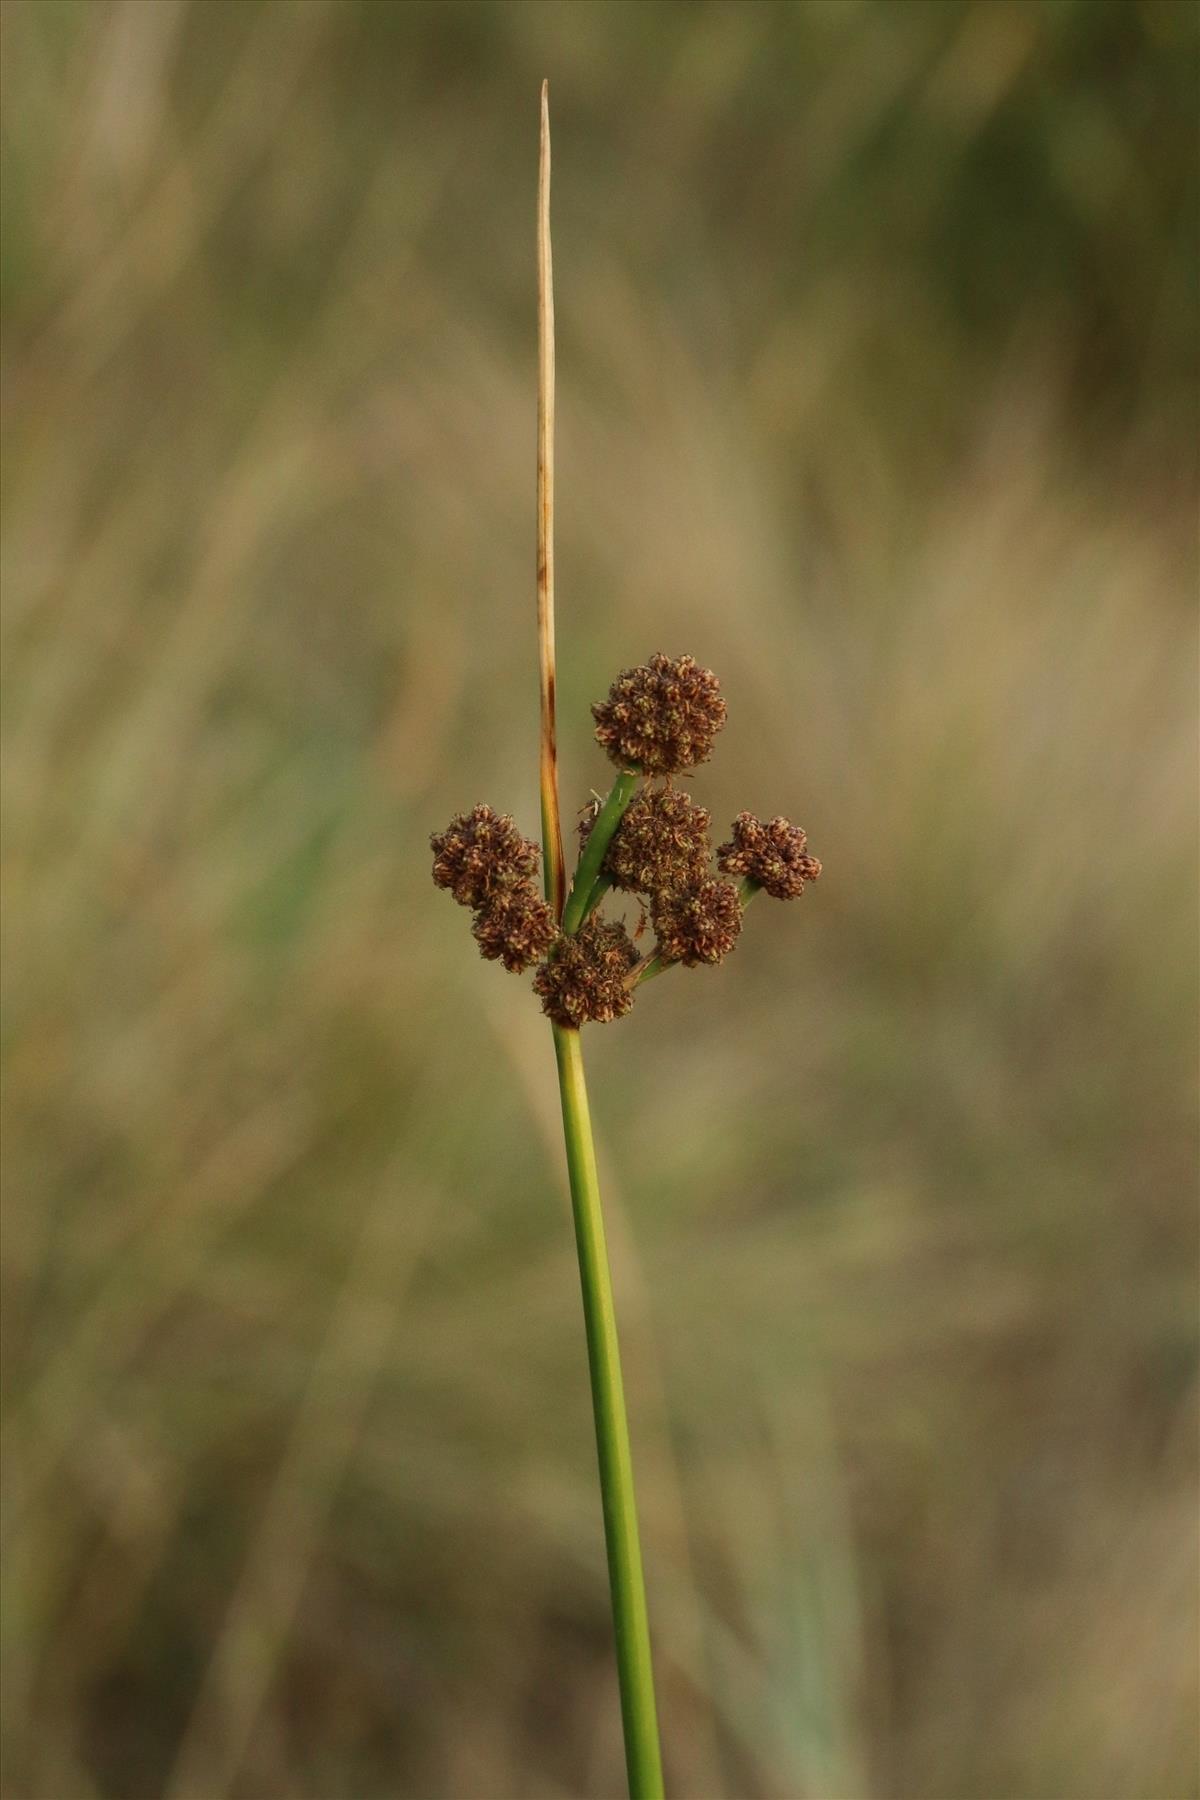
<box><xmin>533</xmin><ymin>917</ymin><xmax>639</xmax><ymax>1027</ymax></box>
<box><xmin>591</xmin><ymin>653</ymin><xmax>727</xmax><ymax>775</ymax></box>
<box><xmin>431</xmin><ymin>804</ymin><xmax>540</xmax><ymax>909</ymax></box>
<box><xmin>651</xmin><ymin>878</ymin><xmax>743</xmax><ymax>967</ymax></box>
<box><xmin>716</xmin><ymin>812</ymin><xmax>822</xmax><ymax>899</ymax></box>
<box><xmin>471</xmin><ymin>882</ymin><xmax>557</xmax><ymax>973</ymax></box>
<box><xmin>580</xmin><ymin>783</ymin><xmax>711</xmax><ymax>895</ymax></box>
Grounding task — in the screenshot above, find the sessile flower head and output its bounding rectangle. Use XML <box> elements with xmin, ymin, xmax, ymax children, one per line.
<box><xmin>580</xmin><ymin>783</ymin><xmax>711</xmax><ymax>896</ymax></box>
<box><xmin>651</xmin><ymin>878</ymin><xmax>742</xmax><ymax>967</ymax></box>
<box><xmin>533</xmin><ymin>917</ymin><xmax>639</xmax><ymax>1027</ymax></box>
<box><xmin>471</xmin><ymin>882</ymin><xmax>557</xmax><ymax>973</ymax></box>
<box><xmin>716</xmin><ymin>812</ymin><xmax>822</xmax><ymax>900</ymax></box>
<box><xmin>592</xmin><ymin>653</ymin><xmax>726</xmax><ymax>775</ymax></box>
<box><xmin>431</xmin><ymin>804</ymin><xmax>540</xmax><ymax>909</ymax></box>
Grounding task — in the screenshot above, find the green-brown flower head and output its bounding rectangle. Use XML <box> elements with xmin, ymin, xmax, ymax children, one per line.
<box><xmin>472</xmin><ymin>882</ymin><xmax>557</xmax><ymax>973</ymax></box>
<box><xmin>580</xmin><ymin>783</ymin><xmax>712</xmax><ymax>895</ymax></box>
<box><xmin>592</xmin><ymin>653</ymin><xmax>727</xmax><ymax>775</ymax></box>
<box><xmin>651</xmin><ymin>878</ymin><xmax>743</xmax><ymax>967</ymax></box>
<box><xmin>431</xmin><ymin>804</ymin><xmax>540</xmax><ymax>909</ymax></box>
<box><xmin>533</xmin><ymin>916</ymin><xmax>639</xmax><ymax>1027</ymax></box>
<box><xmin>716</xmin><ymin>812</ymin><xmax>822</xmax><ymax>899</ymax></box>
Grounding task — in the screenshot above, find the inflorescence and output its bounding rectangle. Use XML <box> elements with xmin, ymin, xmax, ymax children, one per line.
<box><xmin>432</xmin><ymin>655</ymin><xmax>820</xmax><ymax>1025</ymax></box>
<box><xmin>533</xmin><ymin>917</ymin><xmax>640</xmax><ymax>1027</ymax></box>
<box><xmin>592</xmin><ymin>652</ymin><xmax>726</xmax><ymax>775</ymax></box>
<box><xmin>651</xmin><ymin>878</ymin><xmax>743</xmax><ymax>967</ymax></box>
<box><xmin>580</xmin><ymin>783</ymin><xmax>711</xmax><ymax>895</ymax></box>
<box><xmin>432</xmin><ymin>805</ymin><xmax>555</xmax><ymax>973</ymax></box>
<box><xmin>717</xmin><ymin>811</ymin><xmax>822</xmax><ymax>899</ymax></box>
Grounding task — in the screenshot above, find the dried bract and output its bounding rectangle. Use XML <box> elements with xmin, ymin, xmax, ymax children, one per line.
<box><xmin>580</xmin><ymin>783</ymin><xmax>711</xmax><ymax>895</ymax></box>
<box><xmin>717</xmin><ymin>812</ymin><xmax>822</xmax><ymax>900</ymax></box>
<box><xmin>651</xmin><ymin>879</ymin><xmax>743</xmax><ymax>967</ymax></box>
<box><xmin>431</xmin><ymin>804</ymin><xmax>540</xmax><ymax>909</ymax></box>
<box><xmin>534</xmin><ymin>917</ymin><xmax>639</xmax><ymax>1027</ymax></box>
<box><xmin>592</xmin><ymin>653</ymin><xmax>726</xmax><ymax>775</ymax></box>
<box><xmin>472</xmin><ymin>882</ymin><xmax>557</xmax><ymax>973</ymax></box>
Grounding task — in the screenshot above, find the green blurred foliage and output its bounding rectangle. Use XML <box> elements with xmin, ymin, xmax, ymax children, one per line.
<box><xmin>2</xmin><ymin>3</ymin><xmax>1196</xmax><ymax>1798</ymax></box>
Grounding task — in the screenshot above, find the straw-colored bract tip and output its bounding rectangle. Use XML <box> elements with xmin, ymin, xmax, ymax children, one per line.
<box><xmin>537</xmin><ymin>80</ymin><xmax>565</xmax><ymax>918</ymax></box>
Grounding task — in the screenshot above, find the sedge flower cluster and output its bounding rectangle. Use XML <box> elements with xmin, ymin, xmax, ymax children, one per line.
<box><xmin>431</xmin><ymin>656</ymin><xmax>820</xmax><ymax>1023</ymax></box>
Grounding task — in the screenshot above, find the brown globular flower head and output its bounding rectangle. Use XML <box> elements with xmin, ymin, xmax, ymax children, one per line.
<box><xmin>580</xmin><ymin>783</ymin><xmax>711</xmax><ymax>895</ymax></box>
<box><xmin>533</xmin><ymin>917</ymin><xmax>639</xmax><ymax>1027</ymax></box>
<box><xmin>651</xmin><ymin>878</ymin><xmax>742</xmax><ymax>967</ymax></box>
<box><xmin>431</xmin><ymin>804</ymin><xmax>540</xmax><ymax>909</ymax></box>
<box><xmin>592</xmin><ymin>653</ymin><xmax>726</xmax><ymax>775</ymax></box>
<box><xmin>471</xmin><ymin>882</ymin><xmax>557</xmax><ymax>973</ymax></box>
<box><xmin>716</xmin><ymin>812</ymin><xmax>822</xmax><ymax>900</ymax></box>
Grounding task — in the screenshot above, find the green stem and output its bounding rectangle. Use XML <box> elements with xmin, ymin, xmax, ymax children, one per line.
<box><xmin>562</xmin><ymin>768</ymin><xmax>640</xmax><ymax>934</ymax></box>
<box><xmin>633</xmin><ymin>952</ymin><xmax>667</xmax><ymax>987</ymax></box>
<box><xmin>552</xmin><ymin>1024</ymin><xmax>664</xmax><ymax>1799</ymax></box>
<box><xmin>581</xmin><ymin>871</ymin><xmax>614</xmax><ymax>924</ymax></box>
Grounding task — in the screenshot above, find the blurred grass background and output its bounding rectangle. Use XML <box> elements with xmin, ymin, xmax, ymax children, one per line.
<box><xmin>2</xmin><ymin>2</ymin><xmax>1197</xmax><ymax>1797</ymax></box>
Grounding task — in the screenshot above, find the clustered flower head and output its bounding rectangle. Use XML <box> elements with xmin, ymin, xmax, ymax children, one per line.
<box><xmin>472</xmin><ymin>884</ymin><xmax>558</xmax><ymax>972</ymax></box>
<box><xmin>592</xmin><ymin>653</ymin><xmax>726</xmax><ymax>775</ymax></box>
<box><xmin>650</xmin><ymin>879</ymin><xmax>743</xmax><ymax>967</ymax></box>
<box><xmin>432</xmin><ymin>655</ymin><xmax>821</xmax><ymax>1024</ymax></box>
<box><xmin>431</xmin><ymin>804</ymin><xmax>539</xmax><ymax>908</ymax></box>
<box><xmin>717</xmin><ymin>812</ymin><xmax>822</xmax><ymax>900</ymax></box>
<box><xmin>533</xmin><ymin>917</ymin><xmax>639</xmax><ymax>1026</ymax></box>
<box><xmin>580</xmin><ymin>783</ymin><xmax>711</xmax><ymax>895</ymax></box>
<box><xmin>431</xmin><ymin>804</ymin><xmax>554</xmax><ymax>974</ymax></box>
